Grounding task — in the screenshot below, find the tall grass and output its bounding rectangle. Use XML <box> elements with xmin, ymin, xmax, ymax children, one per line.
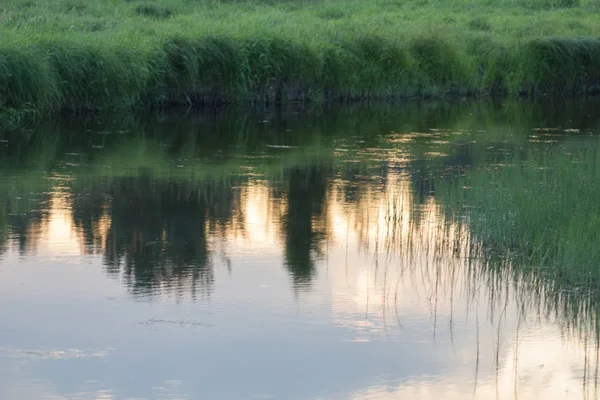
<box><xmin>1</xmin><ymin>0</ymin><xmax>600</xmax><ymax>116</ymax></box>
<box><xmin>440</xmin><ymin>141</ymin><xmax>600</xmax><ymax>297</ymax></box>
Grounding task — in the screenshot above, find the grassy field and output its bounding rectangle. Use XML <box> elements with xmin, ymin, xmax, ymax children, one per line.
<box><xmin>1</xmin><ymin>0</ymin><xmax>600</xmax><ymax>120</ymax></box>
<box><xmin>1</xmin><ymin>0</ymin><xmax>600</xmax><ymax>119</ymax></box>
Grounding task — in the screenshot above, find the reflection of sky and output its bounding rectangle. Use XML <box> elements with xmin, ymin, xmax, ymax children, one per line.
<box><xmin>0</xmin><ymin>170</ymin><xmax>597</xmax><ymax>399</ymax></box>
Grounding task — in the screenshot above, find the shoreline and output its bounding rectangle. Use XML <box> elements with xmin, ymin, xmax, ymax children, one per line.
<box><xmin>2</xmin><ymin>34</ymin><xmax>600</xmax><ymax>126</ymax></box>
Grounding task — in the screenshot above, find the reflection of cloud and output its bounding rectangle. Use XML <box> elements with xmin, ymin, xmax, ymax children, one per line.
<box><xmin>2</xmin><ymin>151</ymin><xmax>600</xmax><ymax>400</ymax></box>
<box><xmin>322</xmin><ymin>171</ymin><xmax>600</xmax><ymax>399</ymax></box>
<box><xmin>326</xmin><ymin>173</ymin><xmax>474</xmax><ymax>337</ymax></box>
<box><xmin>229</xmin><ymin>182</ymin><xmax>282</xmax><ymax>249</ymax></box>
<box><xmin>0</xmin><ymin>354</ymin><xmax>190</xmax><ymax>400</ymax></box>
<box><xmin>0</xmin><ymin>356</ymin><xmax>115</xmax><ymax>400</ymax></box>
<box><xmin>46</xmin><ymin>197</ymin><xmax>84</xmax><ymax>256</ymax></box>
<box><xmin>350</xmin><ymin>326</ymin><xmax>597</xmax><ymax>400</ymax></box>
<box><xmin>50</xmin><ymin>390</ymin><xmax>114</xmax><ymax>400</ymax></box>
<box><xmin>0</xmin><ymin>347</ymin><xmax>110</xmax><ymax>360</ymax></box>
<box><xmin>2</xmin><ymin>387</ymin><xmax>115</xmax><ymax>400</ymax></box>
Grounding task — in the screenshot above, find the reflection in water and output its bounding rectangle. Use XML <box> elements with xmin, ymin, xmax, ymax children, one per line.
<box><xmin>0</xmin><ymin>190</ymin><xmax>51</xmax><ymax>256</ymax></box>
<box><xmin>281</xmin><ymin>165</ymin><xmax>331</xmax><ymax>288</ymax></box>
<box><xmin>1</xmin><ymin>100</ymin><xmax>600</xmax><ymax>399</ymax></box>
<box><xmin>67</xmin><ymin>167</ymin><xmax>333</xmax><ymax>296</ymax></box>
<box><xmin>102</xmin><ymin>177</ymin><xmax>215</xmax><ymax>298</ymax></box>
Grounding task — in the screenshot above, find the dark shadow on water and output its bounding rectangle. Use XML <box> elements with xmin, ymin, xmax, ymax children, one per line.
<box><xmin>280</xmin><ymin>165</ymin><xmax>331</xmax><ymax>289</ymax></box>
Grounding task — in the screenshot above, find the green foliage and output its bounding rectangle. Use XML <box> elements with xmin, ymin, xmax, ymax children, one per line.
<box><xmin>62</xmin><ymin>0</ymin><xmax>87</xmax><ymax>14</ymax></box>
<box><xmin>43</xmin><ymin>41</ymin><xmax>149</xmax><ymax>110</ymax></box>
<box><xmin>522</xmin><ymin>0</ymin><xmax>580</xmax><ymax>10</ymax></box>
<box><xmin>517</xmin><ymin>37</ymin><xmax>600</xmax><ymax>92</ymax></box>
<box><xmin>160</xmin><ymin>35</ymin><xmax>240</xmax><ymax>101</ymax></box>
<box><xmin>317</xmin><ymin>5</ymin><xmax>346</xmax><ymax>19</ymax></box>
<box><xmin>1</xmin><ymin>0</ymin><xmax>600</xmax><ymax>118</ymax></box>
<box><xmin>409</xmin><ymin>35</ymin><xmax>474</xmax><ymax>90</ymax></box>
<box><xmin>465</xmin><ymin>34</ymin><xmax>511</xmax><ymax>91</ymax></box>
<box><xmin>134</xmin><ymin>3</ymin><xmax>174</xmax><ymax>19</ymax></box>
<box><xmin>0</xmin><ymin>45</ymin><xmax>57</xmax><ymax>111</ymax></box>
<box><xmin>468</xmin><ymin>16</ymin><xmax>491</xmax><ymax>31</ymax></box>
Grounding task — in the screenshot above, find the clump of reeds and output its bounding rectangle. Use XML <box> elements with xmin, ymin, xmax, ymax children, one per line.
<box><xmin>409</xmin><ymin>35</ymin><xmax>471</xmax><ymax>91</ymax></box>
<box><xmin>2</xmin><ymin>33</ymin><xmax>600</xmax><ymax>115</ymax></box>
<box><xmin>515</xmin><ymin>37</ymin><xmax>600</xmax><ymax>94</ymax></box>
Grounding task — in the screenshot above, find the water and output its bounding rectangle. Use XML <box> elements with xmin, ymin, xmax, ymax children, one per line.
<box><xmin>1</xmin><ymin>100</ymin><xmax>600</xmax><ymax>400</ymax></box>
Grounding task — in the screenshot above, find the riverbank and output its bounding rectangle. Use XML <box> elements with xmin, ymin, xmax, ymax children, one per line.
<box><xmin>1</xmin><ymin>0</ymin><xmax>600</xmax><ymax>123</ymax></box>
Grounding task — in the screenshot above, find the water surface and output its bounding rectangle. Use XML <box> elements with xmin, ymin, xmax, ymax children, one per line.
<box><xmin>1</xmin><ymin>100</ymin><xmax>600</xmax><ymax>399</ymax></box>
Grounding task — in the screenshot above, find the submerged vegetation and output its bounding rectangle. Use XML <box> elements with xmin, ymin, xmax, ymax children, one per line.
<box><xmin>1</xmin><ymin>0</ymin><xmax>600</xmax><ymax>120</ymax></box>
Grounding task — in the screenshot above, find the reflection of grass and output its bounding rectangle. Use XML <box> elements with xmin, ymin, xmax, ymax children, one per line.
<box><xmin>85</xmin><ymin>137</ymin><xmax>331</xmax><ymax>181</ymax></box>
<box><xmin>1</xmin><ymin>99</ymin><xmax>599</xmax><ymax>187</ymax></box>
<box><xmin>440</xmin><ymin>140</ymin><xmax>600</xmax><ymax>299</ymax></box>
<box><xmin>0</xmin><ymin>204</ymin><xmax>7</xmax><ymax>246</ymax></box>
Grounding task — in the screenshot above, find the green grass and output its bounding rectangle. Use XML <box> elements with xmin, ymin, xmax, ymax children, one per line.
<box><xmin>1</xmin><ymin>0</ymin><xmax>600</xmax><ymax>119</ymax></box>
<box><xmin>439</xmin><ymin>140</ymin><xmax>600</xmax><ymax>306</ymax></box>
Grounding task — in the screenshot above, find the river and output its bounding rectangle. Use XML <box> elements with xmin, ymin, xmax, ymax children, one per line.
<box><xmin>1</xmin><ymin>99</ymin><xmax>599</xmax><ymax>399</ymax></box>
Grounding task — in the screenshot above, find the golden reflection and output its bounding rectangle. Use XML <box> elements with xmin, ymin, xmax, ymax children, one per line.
<box><xmin>29</xmin><ymin>190</ymin><xmax>82</xmax><ymax>256</ymax></box>
<box><xmin>4</xmin><ymin>164</ymin><xmax>599</xmax><ymax>397</ymax></box>
<box><xmin>230</xmin><ymin>182</ymin><xmax>283</xmax><ymax>248</ymax></box>
<box><xmin>349</xmin><ymin>327</ymin><xmax>599</xmax><ymax>400</ymax></box>
<box><xmin>324</xmin><ymin>171</ymin><xmax>476</xmax><ymax>338</ymax></box>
